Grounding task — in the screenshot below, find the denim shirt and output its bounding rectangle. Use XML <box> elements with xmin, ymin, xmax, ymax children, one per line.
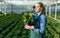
<box><xmin>33</xmin><ymin>12</ymin><xmax>47</xmax><ymax>34</ymax></box>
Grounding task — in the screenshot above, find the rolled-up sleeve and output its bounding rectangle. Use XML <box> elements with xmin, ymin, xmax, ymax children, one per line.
<box><xmin>39</xmin><ymin>15</ymin><xmax>46</xmax><ymax>34</ymax></box>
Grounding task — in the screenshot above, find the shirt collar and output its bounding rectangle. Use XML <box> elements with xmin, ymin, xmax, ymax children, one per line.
<box><xmin>37</xmin><ymin>12</ymin><xmax>41</xmax><ymax>16</ymax></box>
<box><xmin>34</xmin><ymin>11</ymin><xmax>42</xmax><ymax>16</ymax></box>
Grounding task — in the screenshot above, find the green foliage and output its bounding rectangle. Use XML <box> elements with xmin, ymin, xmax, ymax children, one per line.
<box><xmin>46</xmin><ymin>17</ymin><xmax>60</xmax><ymax>38</ymax></box>
<box><xmin>0</xmin><ymin>13</ymin><xmax>60</xmax><ymax>38</ymax></box>
<box><xmin>22</xmin><ymin>13</ymin><xmax>34</xmax><ymax>25</ymax></box>
<box><xmin>0</xmin><ymin>14</ymin><xmax>30</xmax><ymax>38</ymax></box>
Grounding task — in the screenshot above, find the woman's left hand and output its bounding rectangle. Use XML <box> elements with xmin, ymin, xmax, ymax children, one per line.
<box><xmin>29</xmin><ymin>26</ymin><xmax>34</xmax><ymax>30</ymax></box>
<box><xmin>24</xmin><ymin>24</ymin><xmax>30</xmax><ymax>29</ymax></box>
<box><xmin>24</xmin><ymin>24</ymin><xmax>34</xmax><ymax>30</ymax></box>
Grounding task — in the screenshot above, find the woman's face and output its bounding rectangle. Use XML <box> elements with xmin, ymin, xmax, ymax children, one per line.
<box><xmin>35</xmin><ymin>3</ymin><xmax>42</xmax><ymax>13</ymax></box>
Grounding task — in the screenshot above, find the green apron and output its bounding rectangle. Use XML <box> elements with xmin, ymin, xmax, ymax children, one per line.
<box><xmin>30</xmin><ymin>30</ymin><xmax>41</xmax><ymax>38</ymax></box>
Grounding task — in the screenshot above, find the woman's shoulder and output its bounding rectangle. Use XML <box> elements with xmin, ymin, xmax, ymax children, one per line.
<box><xmin>40</xmin><ymin>13</ymin><xmax>46</xmax><ymax>19</ymax></box>
<box><xmin>40</xmin><ymin>13</ymin><xmax>45</xmax><ymax>17</ymax></box>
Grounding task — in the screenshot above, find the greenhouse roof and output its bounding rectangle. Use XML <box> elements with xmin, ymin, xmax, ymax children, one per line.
<box><xmin>0</xmin><ymin>0</ymin><xmax>59</xmax><ymax>5</ymax></box>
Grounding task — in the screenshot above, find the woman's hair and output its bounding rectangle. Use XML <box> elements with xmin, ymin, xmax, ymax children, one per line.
<box><xmin>37</xmin><ymin>2</ymin><xmax>46</xmax><ymax>15</ymax></box>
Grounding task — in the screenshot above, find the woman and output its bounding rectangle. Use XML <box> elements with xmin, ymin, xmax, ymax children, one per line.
<box><xmin>24</xmin><ymin>2</ymin><xmax>47</xmax><ymax>38</ymax></box>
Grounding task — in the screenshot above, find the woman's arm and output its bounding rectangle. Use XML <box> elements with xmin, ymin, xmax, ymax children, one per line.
<box><xmin>39</xmin><ymin>15</ymin><xmax>47</xmax><ymax>34</ymax></box>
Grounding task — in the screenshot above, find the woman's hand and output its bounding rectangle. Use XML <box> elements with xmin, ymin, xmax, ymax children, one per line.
<box><xmin>24</xmin><ymin>24</ymin><xmax>30</xmax><ymax>29</ymax></box>
<box><xmin>24</xmin><ymin>24</ymin><xmax>34</xmax><ymax>30</ymax></box>
<box><xmin>29</xmin><ymin>26</ymin><xmax>34</xmax><ymax>30</ymax></box>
